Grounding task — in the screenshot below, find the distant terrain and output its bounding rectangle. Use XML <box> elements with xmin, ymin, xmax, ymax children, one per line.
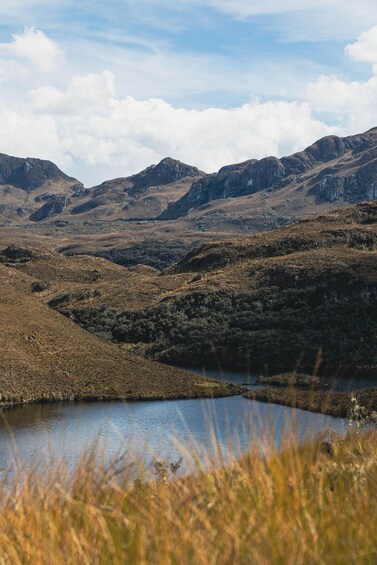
<box><xmin>0</xmin><ymin>127</ymin><xmax>377</xmax><ymax>401</ymax></box>
<box><xmin>0</xmin><ymin>247</ymin><xmax>239</xmax><ymax>406</ymax></box>
<box><xmin>2</xmin><ymin>200</ymin><xmax>376</xmax><ymax>379</ymax></box>
<box><xmin>1</xmin><ymin>128</ymin><xmax>377</xmax><ymax>236</ymax></box>
<box><xmin>13</xmin><ymin>202</ymin><xmax>377</xmax><ymax>373</ymax></box>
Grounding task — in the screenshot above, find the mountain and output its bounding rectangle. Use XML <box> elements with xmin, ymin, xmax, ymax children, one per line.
<box><xmin>0</xmin><ymin>153</ymin><xmax>83</xmax><ymax>224</ymax></box>
<box><xmin>67</xmin><ymin>157</ymin><xmax>204</xmax><ymax>221</ymax></box>
<box><xmin>1</xmin><ymin>128</ymin><xmax>377</xmax><ymax>235</ymax></box>
<box><xmin>0</xmin><ymin>153</ymin><xmax>74</xmax><ymax>190</ymax></box>
<box><xmin>159</xmin><ymin>128</ymin><xmax>377</xmax><ymax>229</ymax></box>
<box><xmin>0</xmin><ymin>153</ymin><xmax>203</xmax><ymax>225</ymax></box>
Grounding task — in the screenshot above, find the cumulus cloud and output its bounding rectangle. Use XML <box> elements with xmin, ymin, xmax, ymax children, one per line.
<box><xmin>2</xmin><ymin>70</ymin><xmax>334</xmax><ymax>185</ymax></box>
<box><xmin>306</xmin><ymin>26</ymin><xmax>377</xmax><ymax>129</ymax></box>
<box><xmin>0</xmin><ymin>28</ymin><xmax>64</xmax><ymax>78</ymax></box>
<box><xmin>346</xmin><ymin>25</ymin><xmax>377</xmax><ymax>65</ymax></box>
<box><xmin>0</xmin><ymin>27</ymin><xmax>376</xmax><ymax>185</ymax></box>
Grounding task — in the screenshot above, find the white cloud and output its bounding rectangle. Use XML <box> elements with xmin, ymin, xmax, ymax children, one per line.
<box><xmin>307</xmin><ymin>74</ymin><xmax>377</xmax><ymax>132</ymax></box>
<box><xmin>0</xmin><ymin>27</ymin><xmax>376</xmax><ymax>186</ymax></box>
<box><xmin>0</xmin><ymin>28</ymin><xmax>64</xmax><ymax>75</ymax></box>
<box><xmin>306</xmin><ymin>27</ymin><xmax>377</xmax><ymax>129</ymax></box>
<box><xmin>1</xmin><ymin>70</ymin><xmax>336</xmax><ymax>185</ymax></box>
<box><xmin>346</xmin><ymin>25</ymin><xmax>377</xmax><ymax>65</ymax></box>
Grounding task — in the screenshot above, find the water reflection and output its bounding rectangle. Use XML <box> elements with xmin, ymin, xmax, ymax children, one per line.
<box><xmin>0</xmin><ymin>396</ymin><xmax>348</xmax><ymax>474</ymax></box>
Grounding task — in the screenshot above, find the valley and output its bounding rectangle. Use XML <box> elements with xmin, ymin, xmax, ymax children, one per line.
<box><xmin>0</xmin><ymin>128</ymin><xmax>377</xmax><ymax>409</ymax></box>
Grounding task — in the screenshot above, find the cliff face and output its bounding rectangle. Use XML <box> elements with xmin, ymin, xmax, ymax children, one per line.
<box><xmin>1</xmin><ymin>129</ymin><xmax>377</xmax><ymax>230</ymax></box>
<box><xmin>0</xmin><ymin>154</ymin><xmax>75</xmax><ymax>191</ymax></box>
<box><xmin>128</xmin><ymin>157</ymin><xmax>203</xmax><ymax>191</ymax></box>
<box><xmin>159</xmin><ymin>128</ymin><xmax>377</xmax><ymax>220</ymax></box>
<box><xmin>0</xmin><ymin>153</ymin><xmax>82</xmax><ymax>223</ymax></box>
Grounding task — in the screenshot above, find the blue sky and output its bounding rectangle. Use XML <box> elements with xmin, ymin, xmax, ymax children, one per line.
<box><xmin>0</xmin><ymin>0</ymin><xmax>376</xmax><ymax>184</ymax></box>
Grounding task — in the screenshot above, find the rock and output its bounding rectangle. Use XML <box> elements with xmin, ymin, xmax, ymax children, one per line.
<box><xmin>0</xmin><ymin>153</ymin><xmax>76</xmax><ymax>191</ymax></box>
<box><xmin>0</xmin><ymin>245</ymin><xmax>34</xmax><ymax>264</ymax></box>
<box><xmin>159</xmin><ymin>128</ymin><xmax>377</xmax><ymax>219</ymax></box>
<box><xmin>129</xmin><ymin>157</ymin><xmax>203</xmax><ymax>192</ymax></box>
<box><xmin>71</xmin><ymin>200</ymin><xmax>102</xmax><ymax>215</ymax></box>
<box><xmin>29</xmin><ymin>196</ymin><xmax>69</xmax><ymax>222</ymax></box>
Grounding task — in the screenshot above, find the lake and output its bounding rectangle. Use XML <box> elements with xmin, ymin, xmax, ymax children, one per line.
<box><xmin>1</xmin><ymin>367</ymin><xmax>375</xmax><ymax>475</ymax></box>
<box><xmin>0</xmin><ymin>394</ymin><xmax>348</xmax><ymax>476</ymax></box>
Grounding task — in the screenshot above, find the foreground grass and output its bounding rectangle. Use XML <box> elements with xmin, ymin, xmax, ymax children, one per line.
<box><xmin>247</xmin><ymin>387</ymin><xmax>377</xmax><ymax>417</ymax></box>
<box><xmin>0</xmin><ymin>430</ymin><xmax>377</xmax><ymax>563</ymax></box>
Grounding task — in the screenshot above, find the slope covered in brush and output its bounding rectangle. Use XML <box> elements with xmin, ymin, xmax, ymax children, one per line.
<box><xmin>55</xmin><ymin>201</ymin><xmax>377</xmax><ymax>375</ymax></box>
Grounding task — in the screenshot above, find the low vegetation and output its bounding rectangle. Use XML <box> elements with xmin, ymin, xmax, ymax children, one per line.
<box><xmin>78</xmin><ymin>238</ymin><xmax>196</xmax><ymax>271</ymax></box>
<box><xmin>0</xmin><ymin>427</ymin><xmax>376</xmax><ymax>563</ymax></box>
<box><xmin>0</xmin><ymin>265</ymin><xmax>240</xmax><ymax>407</ymax></box>
<box><xmin>47</xmin><ymin>203</ymin><xmax>377</xmax><ymax>375</ymax></box>
<box><xmin>256</xmin><ymin>373</ymin><xmax>321</xmax><ymax>388</ymax></box>
<box><xmin>246</xmin><ymin>387</ymin><xmax>377</xmax><ymax>417</ymax></box>
<box><xmin>61</xmin><ymin>281</ymin><xmax>377</xmax><ymax>372</ymax></box>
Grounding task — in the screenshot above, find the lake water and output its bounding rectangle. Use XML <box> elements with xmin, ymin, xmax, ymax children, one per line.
<box><xmin>0</xmin><ymin>395</ymin><xmax>348</xmax><ymax>476</ymax></box>
<box><xmin>0</xmin><ymin>368</ymin><xmax>375</xmax><ymax>475</ymax></box>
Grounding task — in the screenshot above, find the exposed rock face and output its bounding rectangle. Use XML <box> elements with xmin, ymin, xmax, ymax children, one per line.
<box><xmin>30</xmin><ymin>196</ymin><xmax>69</xmax><ymax>222</ymax></box>
<box><xmin>159</xmin><ymin>128</ymin><xmax>377</xmax><ymax>219</ymax></box>
<box><xmin>129</xmin><ymin>157</ymin><xmax>203</xmax><ymax>192</ymax></box>
<box><xmin>0</xmin><ymin>153</ymin><xmax>75</xmax><ymax>191</ymax></box>
<box><xmin>71</xmin><ymin>200</ymin><xmax>101</xmax><ymax>215</ymax></box>
<box><xmin>66</xmin><ymin>157</ymin><xmax>205</xmax><ymax>220</ymax></box>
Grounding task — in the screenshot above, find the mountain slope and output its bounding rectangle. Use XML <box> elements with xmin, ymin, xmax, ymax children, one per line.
<box><xmin>0</xmin><ymin>153</ymin><xmax>75</xmax><ymax>191</ymax></box>
<box><xmin>0</xmin><ymin>261</ymin><xmax>237</xmax><ymax>405</ymax></box>
<box><xmin>159</xmin><ymin>128</ymin><xmax>377</xmax><ymax>227</ymax></box>
<box><xmin>1</xmin><ymin>128</ymin><xmax>377</xmax><ymax>235</ymax></box>
<box><xmin>66</xmin><ymin>157</ymin><xmax>204</xmax><ymax>221</ymax></box>
<box><xmin>0</xmin><ymin>153</ymin><xmax>82</xmax><ymax>224</ymax></box>
<box><xmin>54</xmin><ymin>201</ymin><xmax>377</xmax><ymax>375</ymax></box>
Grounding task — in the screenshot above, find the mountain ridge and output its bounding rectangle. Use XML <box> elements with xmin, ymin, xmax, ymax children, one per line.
<box><xmin>159</xmin><ymin>128</ymin><xmax>377</xmax><ymax>220</ymax></box>
<box><xmin>1</xmin><ymin>127</ymin><xmax>377</xmax><ymax>233</ymax></box>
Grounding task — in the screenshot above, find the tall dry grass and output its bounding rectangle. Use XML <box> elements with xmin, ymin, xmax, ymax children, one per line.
<box><xmin>0</xmin><ymin>427</ymin><xmax>375</xmax><ymax>564</ymax></box>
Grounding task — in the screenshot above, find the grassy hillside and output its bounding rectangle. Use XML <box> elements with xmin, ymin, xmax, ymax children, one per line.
<box><xmin>0</xmin><ymin>262</ymin><xmax>239</xmax><ymax>406</ymax></box>
<box><xmin>0</xmin><ymin>428</ymin><xmax>376</xmax><ymax>563</ymax></box>
<box><xmin>2</xmin><ymin>201</ymin><xmax>377</xmax><ymax>377</ymax></box>
<box><xmin>47</xmin><ymin>201</ymin><xmax>377</xmax><ymax>375</ymax></box>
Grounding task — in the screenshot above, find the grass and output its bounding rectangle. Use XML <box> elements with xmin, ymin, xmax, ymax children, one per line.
<box><xmin>0</xmin><ymin>426</ymin><xmax>376</xmax><ymax>563</ymax></box>
<box><xmin>247</xmin><ymin>387</ymin><xmax>377</xmax><ymax>417</ymax></box>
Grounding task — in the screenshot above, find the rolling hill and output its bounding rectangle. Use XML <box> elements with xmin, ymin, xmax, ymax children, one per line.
<box><xmin>33</xmin><ymin>200</ymin><xmax>377</xmax><ymax>377</ymax></box>
<box><xmin>0</xmin><ymin>257</ymin><xmax>238</xmax><ymax>406</ymax></box>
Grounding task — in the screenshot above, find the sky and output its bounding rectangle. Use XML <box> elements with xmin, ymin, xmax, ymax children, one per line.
<box><xmin>0</xmin><ymin>1</ymin><xmax>376</xmax><ymax>185</ymax></box>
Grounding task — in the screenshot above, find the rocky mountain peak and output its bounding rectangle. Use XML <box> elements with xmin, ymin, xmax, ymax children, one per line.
<box><xmin>0</xmin><ymin>153</ymin><xmax>77</xmax><ymax>191</ymax></box>
<box><xmin>159</xmin><ymin>127</ymin><xmax>377</xmax><ymax>220</ymax></box>
<box><xmin>130</xmin><ymin>157</ymin><xmax>203</xmax><ymax>190</ymax></box>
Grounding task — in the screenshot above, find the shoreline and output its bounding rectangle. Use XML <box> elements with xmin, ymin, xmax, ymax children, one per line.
<box><xmin>0</xmin><ymin>384</ymin><xmax>244</xmax><ymax>412</ymax></box>
<box><xmin>244</xmin><ymin>387</ymin><xmax>377</xmax><ymax>418</ymax></box>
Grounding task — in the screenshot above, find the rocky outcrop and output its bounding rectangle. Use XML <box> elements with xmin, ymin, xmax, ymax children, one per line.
<box><xmin>312</xmin><ymin>155</ymin><xmax>377</xmax><ymax>202</ymax></box>
<box><xmin>159</xmin><ymin>128</ymin><xmax>377</xmax><ymax>219</ymax></box>
<box><xmin>68</xmin><ymin>157</ymin><xmax>205</xmax><ymax>222</ymax></box>
<box><xmin>128</xmin><ymin>157</ymin><xmax>203</xmax><ymax>193</ymax></box>
<box><xmin>71</xmin><ymin>200</ymin><xmax>101</xmax><ymax>215</ymax></box>
<box><xmin>0</xmin><ymin>153</ymin><xmax>77</xmax><ymax>191</ymax></box>
<box><xmin>30</xmin><ymin>196</ymin><xmax>70</xmax><ymax>222</ymax></box>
